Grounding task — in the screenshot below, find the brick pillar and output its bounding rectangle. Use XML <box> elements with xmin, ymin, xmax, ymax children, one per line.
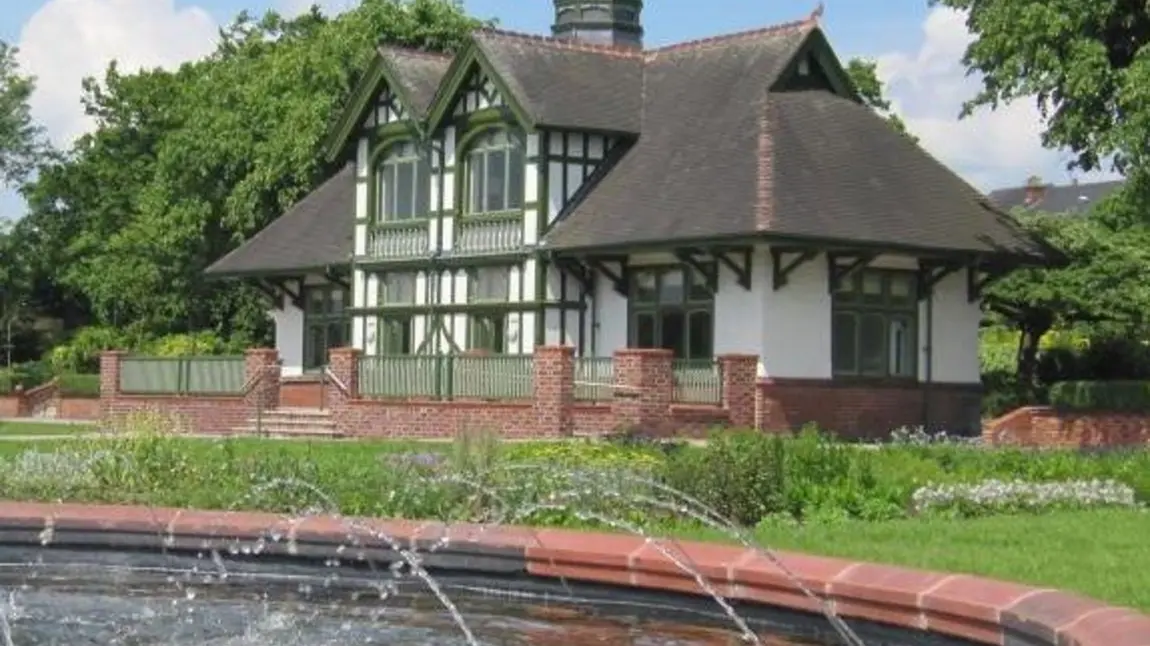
<box><xmin>611</xmin><ymin>349</ymin><xmax>674</xmax><ymax>435</ymax></box>
<box><xmin>99</xmin><ymin>350</ymin><xmax>126</xmax><ymax>418</ymax></box>
<box><xmin>243</xmin><ymin>348</ymin><xmax>280</xmax><ymax>410</ymax></box>
<box><xmin>327</xmin><ymin>347</ymin><xmax>360</xmax><ymax>435</ymax></box>
<box><xmin>755</xmin><ymin>378</ymin><xmax>789</xmax><ymax>432</ymax></box>
<box><xmin>719</xmin><ymin>354</ymin><xmax>758</xmax><ymax>428</ymax></box>
<box><xmin>533</xmin><ymin>345</ymin><xmax>574</xmax><ymax>437</ymax></box>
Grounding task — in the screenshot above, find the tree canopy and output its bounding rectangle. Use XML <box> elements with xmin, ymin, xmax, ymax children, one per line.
<box><xmin>932</xmin><ymin>0</ymin><xmax>1150</xmax><ymax>176</ymax></box>
<box><xmin>9</xmin><ymin>0</ymin><xmax>485</xmax><ymax>350</ymax></box>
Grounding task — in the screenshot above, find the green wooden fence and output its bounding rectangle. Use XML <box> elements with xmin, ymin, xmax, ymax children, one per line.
<box><xmin>358</xmin><ymin>355</ymin><xmax>534</xmax><ymax>400</ymax></box>
<box><xmin>672</xmin><ymin>358</ymin><xmax>723</xmax><ymax>404</ymax></box>
<box><xmin>574</xmin><ymin>356</ymin><xmax>614</xmax><ymax>401</ymax></box>
<box><xmin>119</xmin><ymin>356</ymin><xmax>246</xmax><ymax>395</ymax></box>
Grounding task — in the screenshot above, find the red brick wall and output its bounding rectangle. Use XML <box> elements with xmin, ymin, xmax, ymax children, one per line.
<box><xmin>0</xmin><ymin>381</ymin><xmax>101</xmax><ymax>421</ymax></box>
<box><xmin>757</xmin><ymin>378</ymin><xmax>983</xmax><ymax>439</ymax></box>
<box><xmin>96</xmin><ymin>346</ymin><xmax>986</xmax><ymax>440</ymax></box>
<box><xmin>984</xmin><ymin>406</ymin><xmax>1150</xmax><ymax>448</ymax></box>
<box><xmin>280</xmin><ymin>378</ymin><xmax>324</xmax><ymax>408</ymax></box>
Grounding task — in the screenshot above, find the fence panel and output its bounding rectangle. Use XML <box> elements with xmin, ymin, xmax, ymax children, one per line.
<box><xmin>119</xmin><ymin>356</ymin><xmax>245</xmax><ymax>395</ymax></box>
<box><xmin>452</xmin><ymin>355</ymin><xmax>534</xmax><ymax>399</ymax></box>
<box><xmin>672</xmin><ymin>359</ymin><xmax>722</xmax><ymax>404</ymax></box>
<box><xmin>358</xmin><ymin>355</ymin><xmax>446</xmax><ymax>398</ymax></box>
<box><xmin>185</xmin><ymin>357</ymin><xmax>246</xmax><ymax>394</ymax></box>
<box><xmin>574</xmin><ymin>357</ymin><xmax>614</xmax><ymax>401</ymax></box>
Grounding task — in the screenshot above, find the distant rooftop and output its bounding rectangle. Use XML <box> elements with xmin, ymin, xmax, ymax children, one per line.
<box><xmin>988</xmin><ymin>178</ymin><xmax>1125</xmax><ymax>215</ymax></box>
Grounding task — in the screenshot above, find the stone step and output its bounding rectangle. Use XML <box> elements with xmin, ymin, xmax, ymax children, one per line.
<box><xmin>266</xmin><ymin>407</ymin><xmax>332</xmax><ymax>418</ymax></box>
<box><xmin>230</xmin><ymin>424</ymin><xmax>343</xmax><ymax>438</ymax></box>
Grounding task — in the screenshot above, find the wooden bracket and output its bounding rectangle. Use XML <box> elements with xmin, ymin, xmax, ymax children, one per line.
<box><xmin>771</xmin><ymin>247</ymin><xmax>816</xmax><ymax>290</ymax></box>
<box><xmin>713</xmin><ymin>246</ymin><xmax>753</xmax><ymax>290</ymax></box>
<box><xmin>967</xmin><ymin>263</ymin><xmax>1012</xmax><ymax>302</ymax></box>
<box><xmin>254</xmin><ymin>280</ymin><xmax>284</xmax><ymax>309</ymax></box>
<box><xmin>674</xmin><ymin>249</ymin><xmax>719</xmax><ymax>293</ymax></box>
<box><xmin>267</xmin><ymin>277</ymin><xmax>304</xmax><ymax>309</ymax></box>
<box><xmin>917</xmin><ymin>261</ymin><xmax>963</xmax><ymax>300</ymax></box>
<box><xmin>556</xmin><ymin>257</ymin><xmax>595</xmax><ymax>296</ymax></box>
<box><xmin>324</xmin><ymin>268</ymin><xmax>351</xmax><ymax>290</ymax></box>
<box><xmin>587</xmin><ymin>256</ymin><xmax>629</xmax><ymax>297</ymax></box>
<box><xmin>826</xmin><ymin>252</ymin><xmax>876</xmax><ymax>293</ymax></box>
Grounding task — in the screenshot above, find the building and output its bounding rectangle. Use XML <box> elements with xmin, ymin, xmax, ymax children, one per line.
<box><xmin>989</xmin><ymin>177</ymin><xmax>1125</xmax><ymax>215</ymax></box>
<box><xmin>205</xmin><ymin>1</ymin><xmax>1055</xmax><ymax>433</ymax></box>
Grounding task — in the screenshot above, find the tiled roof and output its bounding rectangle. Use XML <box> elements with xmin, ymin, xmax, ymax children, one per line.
<box><xmin>205</xmin><ymin>165</ymin><xmax>354</xmax><ymax>276</ymax></box>
<box><xmin>988</xmin><ymin>179</ymin><xmax>1125</xmax><ymax>215</ymax></box>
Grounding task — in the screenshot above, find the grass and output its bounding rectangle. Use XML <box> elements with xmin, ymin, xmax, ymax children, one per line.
<box><xmin>0</xmin><ymin>421</ymin><xmax>95</xmax><ymax>437</ymax></box>
<box><xmin>673</xmin><ymin>509</ymin><xmax>1150</xmax><ymax>611</ymax></box>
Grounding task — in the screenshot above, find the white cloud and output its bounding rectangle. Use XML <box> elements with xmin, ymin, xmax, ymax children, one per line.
<box><xmin>875</xmin><ymin>7</ymin><xmax>1120</xmax><ymax>192</ymax></box>
<box><xmin>15</xmin><ymin>0</ymin><xmax>219</xmax><ymax>148</ymax></box>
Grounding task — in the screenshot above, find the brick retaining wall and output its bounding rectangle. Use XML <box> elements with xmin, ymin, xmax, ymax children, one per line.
<box><xmin>984</xmin><ymin>406</ymin><xmax>1150</xmax><ymax>448</ymax></box>
<box><xmin>0</xmin><ymin>380</ymin><xmax>101</xmax><ymax>421</ymax></box>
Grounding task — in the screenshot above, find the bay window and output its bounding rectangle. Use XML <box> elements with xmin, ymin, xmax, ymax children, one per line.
<box><xmin>628</xmin><ymin>266</ymin><xmax>714</xmax><ymax>360</ymax></box>
<box><xmin>832</xmin><ymin>269</ymin><xmax>918</xmax><ymax>378</ymax></box>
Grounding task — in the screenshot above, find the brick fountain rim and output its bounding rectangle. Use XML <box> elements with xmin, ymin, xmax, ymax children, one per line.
<box><xmin>0</xmin><ymin>501</ymin><xmax>1143</xmax><ymax>646</ymax></box>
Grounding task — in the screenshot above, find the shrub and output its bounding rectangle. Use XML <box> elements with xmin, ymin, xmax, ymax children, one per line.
<box><xmin>57</xmin><ymin>373</ymin><xmax>101</xmax><ymax>398</ymax></box>
<box><xmin>1048</xmin><ymin>380</ymin><xmax>1150</xmax><ymax>411</ymax></box>
<box><xmin>47</xmin><ymin>326</ymin><xmax>137</xmax><ymax>374</ymax></box>
<box><xmin>0</xmin><ymin>361</ymin><xmax>54</xmax><ymax>394</ymax></box>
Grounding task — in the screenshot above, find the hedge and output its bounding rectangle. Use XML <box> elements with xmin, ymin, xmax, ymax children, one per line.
<box><xmin>1048</xmin><ymin>380</ymin><xmax>1150</xmax><ymax>412</ymax></box>
<box><xmin>57</xmin><ymin>373</ymin><xmax>101</xmax><ymax>398</ymax></box>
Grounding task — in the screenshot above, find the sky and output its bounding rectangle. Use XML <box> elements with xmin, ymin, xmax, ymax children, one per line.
<box><xmin>0</xmin><ymin>0</ymin><xmax>1121</xmax><ymax>221</ymax></box>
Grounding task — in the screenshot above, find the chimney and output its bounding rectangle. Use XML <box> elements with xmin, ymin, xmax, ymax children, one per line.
<box><xmin>1024</xmin><ymin>175</ymin><xmax>1045</xmax><ymax>206</ymax></box>
<box><xmin>551</xmin><ymin>0</ymin><xmax>644</xmax><ymax>49</ymax></box>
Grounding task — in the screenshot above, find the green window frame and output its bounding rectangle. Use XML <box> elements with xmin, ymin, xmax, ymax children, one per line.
<box><xmin>465</xmin><ymin>129</ymin><xmax>524</xmax><ymax>216</ymax></box>
<box><xmin>377</xmin><ymin>272</ymin><xmax>417</xmax><ymax>355</ymax></box>
<box><xmin>468</xmin><ymin>313</ymin><xmax>506</xmax><ymax>353</ymax></box>
<box><xmin>376</xmin><ymin>141</ymin><xmax>430</xmax><ymax>222</ymax></box>
<box><xmin>466</xmin><ymin>266</ymin><xmax>511</xmax><ymax>353</ymax></box>
<box><xmin>831</xmin><ymin>269</ymin><xmax>918</xmax><ymax>378</ymax></box>
<box><xmin>628</xmin><ymin>265</ymin><xmax>714</xmax><ymax>360</ymax></box>
<box><xmin>303</xmin><ymin>285</ymin><xmax>351</xmax><ymax>371</ymax></box>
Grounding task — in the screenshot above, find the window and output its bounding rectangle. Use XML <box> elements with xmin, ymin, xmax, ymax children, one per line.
<box><xmin>376</xmin><ymin>272</ymin><xmax>416</xmax><ymax>355</ymax></box>
<box><xmin>379</xmin><ymin>272</ymin><xmax>417</xmax><ymax>305</ymax></box>
<box><xmin>469</xmin><ymin>266</ymin><xmax>511</xmax><ymax>302</ymax></box>
<box><xmin>832</xmin><ymin>269</ymin><xmax>918</xmax><ymax>378</ymax></box>
<box><xmin>377</xmin><ymin>142</ymin><xmax>430</xmax><ymax>221</ymax></box>
<box><xmin>628</xmin><ymin>266</ymin><xmax>714</xmax><ymax>360</ymax></box>
<box><xmin>303</xmin><ymin>285</ymin><xmax>351</xmax><ymax>370</ymax></box>
<box><xmin>466</xmin><ymin>129</ymin><xmax>524</xmax><ymax>215</ymax></box>
<box><xmin>468</xmin><ymin>313</ymin><xmax>506</xmax><ymax>353</ymax></box>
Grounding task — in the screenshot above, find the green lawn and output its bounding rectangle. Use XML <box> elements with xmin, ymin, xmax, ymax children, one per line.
<box><xmin>670</xmin><ymin>509</ymin><xmax>1150</xmax><ymax>611</ymax></box>
<box><xmin>0</xmin><ymin>421</ymin><xmax>96</xmax><ymax>437</ymax></box>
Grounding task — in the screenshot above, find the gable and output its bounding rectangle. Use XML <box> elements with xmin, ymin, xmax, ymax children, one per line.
<box><xmin>362</xmin><ymin>86</ymin><xmax>409</xmax><ymax>130</ymax></box>
<box><xmin>771</xmin><ymin>28</ymin><xmax>858</xmax><ymax>101</ymax></box>
<box><xmin>450</xmin><ymin>66</ymin><xmax>507</xmax><ymax>117</ymax></box>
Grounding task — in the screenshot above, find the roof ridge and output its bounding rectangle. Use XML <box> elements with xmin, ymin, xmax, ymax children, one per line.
<box><xmin>647</xmin><ymin>16</ymin><xmax>816</xmax><ymax>56</ymax></box>
<box><xmin>474</xmin><ymin>27</ymin><xmax>643</xmax><ymax>59</ymax></box>
<box><xmin>376</xmin><ymin>44</ymin><xmax>452</xmax><ymax>59</ymax></box>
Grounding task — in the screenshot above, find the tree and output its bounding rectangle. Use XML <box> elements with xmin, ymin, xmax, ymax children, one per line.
<box><xmin>845</xmin><ymin>58</ymin><xmax>917</xmax><ymax>143</ymax></box>
<box><xmin>0</xmin><ymin>41</ymin><xmax>49</xmax><ymax>188</ymax></box>
<box><xmin>19</xmin><ymin>0</ymin><xmax>487</xmax><ymax>342</ymax></box>
<box><xmin>931</xmin><ymin>0</ymin><xmax>1150</xmax><ymax>176</ymax></box>
<box><xmin>983</xmin><ymin>208</ymin><xmax>1150</xmax><ymax>392</ymax></box>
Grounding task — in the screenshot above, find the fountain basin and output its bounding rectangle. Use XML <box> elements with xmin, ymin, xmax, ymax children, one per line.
<box><xmin>0</xmin><ymin>501</ymin><xmax>1144</xmax><ymax>645</ymax></box>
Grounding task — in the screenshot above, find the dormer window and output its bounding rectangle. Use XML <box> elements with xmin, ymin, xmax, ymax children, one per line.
<box><xmin>377</xmin><ymin>141</ymin><xmax>430</xmax><ymax>221</ymax></box>
<box><xmin>466</xmin><ymin>129</ymin><xmax>524</xmax><ymax>215</ymax></box>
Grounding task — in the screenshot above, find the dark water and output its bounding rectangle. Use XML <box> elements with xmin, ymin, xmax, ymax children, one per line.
<box><xmin>0</xmin><ymin>547</ymin><xmax>816</xmax><ymax>646</ymax></box>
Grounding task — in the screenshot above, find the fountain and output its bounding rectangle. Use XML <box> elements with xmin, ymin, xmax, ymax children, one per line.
<box><xmin>0</xmin><ymin>463</ymin><xmax>1143</xmax><ymax>645</ymax></box>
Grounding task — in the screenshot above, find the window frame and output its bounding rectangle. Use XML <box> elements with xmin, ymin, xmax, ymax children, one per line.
<box><xmin>467</xmin><ymin>312</ymin><xmax>507</xmax><ymax>354</ymax></box>
<box><xmin>375</xmin><ymin>141</ymin><xmax>431</xmax><ymax>223</ymax></box>
<box><xmin>626</xmin><ymin>264</ymin><xmax>715</xmax><ymax>360</ymax></box>
<box><xmin>463</xmin><ymin>128</ymin><xmax>525</xmax><ymax>217</ymax></box>
<box><xmin>468</xmin><ymin>266</ymin><xmax>512</xmax><ymax>303</ymax></box>
<box><xmin>302</xmin><ymin>285</ymin><xmax>351</xmax><ymax>371</ymax></box>
<box><xmin>831</xmin><ymin>268</ymin><xmax>919</xmax><ymax>379</ymax></box>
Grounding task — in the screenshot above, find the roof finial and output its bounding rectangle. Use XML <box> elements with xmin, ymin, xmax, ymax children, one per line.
<box><xmin>809</xmin><ymin>2</ymin><xmax>825</xmax><ymax>23</ymax></box>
